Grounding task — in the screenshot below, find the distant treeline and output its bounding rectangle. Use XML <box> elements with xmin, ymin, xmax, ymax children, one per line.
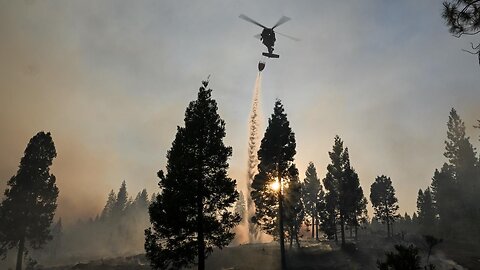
<box><xmin>31</xmin><ymin>181</ymin><xmax>153</xmax><ymax>265</ymax></box>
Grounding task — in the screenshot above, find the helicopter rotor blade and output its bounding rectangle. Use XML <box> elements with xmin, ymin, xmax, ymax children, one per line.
<box><xmin>275</xmin><ymin>31</ymin><xmax>300</xmax><ymax>42</ymax></box>
<box><xmin>272</xmin><ymin>16</ymin><xmax>291</xmax><ymax>29</ymax></box>
<box><xmin>239</xmin><ymin>14</ymin><xmax>268</xmax><ymax>29</ymax></box>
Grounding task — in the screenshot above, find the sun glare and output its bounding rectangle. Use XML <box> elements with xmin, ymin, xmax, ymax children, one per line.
<box><xmin>270</xmin><ymin>180</ymin><xmax>280</xmax><ymax>191</ymax></box>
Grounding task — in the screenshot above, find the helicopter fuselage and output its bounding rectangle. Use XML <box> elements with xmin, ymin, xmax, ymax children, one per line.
<box><xmin>261</xmin><ymin>28</ymin><xmax>276</xmax><ymax>54</ymax></box>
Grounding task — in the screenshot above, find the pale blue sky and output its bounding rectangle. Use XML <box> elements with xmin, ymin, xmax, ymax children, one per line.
<box><xmin>1</xmin><ymin>0</ymin><xmax>479</xmax><ymax>223</ymax></box>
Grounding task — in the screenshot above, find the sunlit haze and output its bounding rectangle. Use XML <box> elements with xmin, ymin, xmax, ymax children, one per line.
<box><xmin>1</xmin><ymin>0</ymin><xmax>479</xmax><ymax>226</ymax></box>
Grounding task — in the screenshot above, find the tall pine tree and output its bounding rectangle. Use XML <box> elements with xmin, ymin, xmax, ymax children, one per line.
<box><xmin>0</xmin><ymin>132</ymin><xmax>59</xmax><ymax>270</ymax></box>
<box><xmin>370</xmin><ymin>175</ymin><xmax>399</xmax><ymax>238</ymax></box>
<box><xmin>341</xmin><ymin>151</ymin><xmax>367</xmax><ymax>241</ymax></box>
<box><xmin>302</xmin><ymin>162</ymin><xmax>322</xmax><ymax>239</ymax></box>
<box><xmin>322</xmin><ymin>136</ymin><xmax>345</xmax><ymax>242</ymax></box>
<box><xmin>251</xmin><ymin>100</ymin><xmax>298</xmax><ymax>269</ymax></box>
<box><xmin>322</xmin><ymin>136</ymin><xmax>365</xmax><ymax>246</ymax></box>
<box><xmin>431</xmin><ymin>108</ymin><xmax>480</xmax><ymax>241</ymax></box>
<box><xmin>416</xmin><ymin>188</ymin><xmax>436</xmax><ymax>233</ymax></box>
<box><xmin>145</xmin><ymin>80</ymin><xmax>240</xmax><ymax>270</ymax></box>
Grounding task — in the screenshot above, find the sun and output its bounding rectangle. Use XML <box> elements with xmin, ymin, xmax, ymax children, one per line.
<box><xmin>270</xmin><ymin>180</ymin><xmax>280</xmax><ymax>192</ymax></box>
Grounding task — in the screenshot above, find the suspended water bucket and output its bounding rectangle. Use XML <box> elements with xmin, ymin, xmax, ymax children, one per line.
<box><xmin>258</xmin><ymin>61</ymin><xmax>265</xmax><ymax>72</ymax></box>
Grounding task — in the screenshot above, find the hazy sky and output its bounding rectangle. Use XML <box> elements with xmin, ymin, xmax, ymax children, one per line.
<box><xmin>1</xmin><ymin>0</ymin><xmax>479</xmax><ymax>224</ymax></box>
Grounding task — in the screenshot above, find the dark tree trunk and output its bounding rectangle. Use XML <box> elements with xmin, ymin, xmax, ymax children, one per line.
<box><xmin>349</xmin><ymin>225</ymin><xmax>353</xmax><ymax>238</ymax></box>
<box><xmin>386</xmin><ymin>219</ymin><xmax>390</xmax><ymax>238</ymax></box>
<box><xmin>315</xmin><ymin>216</ymin><xmax>319</xmax><ymax>240</ymax></box>
<box><xmin>197</xmin><ymin>179</ymin><xmax>205</xmax><ymax>270</ymax></box>
<box><xmin>391</xmin><ymin>221</ymin><xmax>394</xmax><ymax>237</ymax></box>
<box><xmin>279</xmin><ymin>190</ymin><xmax>286</xmax><ymax>270</ymax></box>
<box><xmin>340</xmin><ymin>214</ymin><xmax>345</xmax><ymax>247</ymax></box>
<box><xmin>354</xmin><ymin>224</ymin><xmax>358</xmax><ymax>241</ymax></box>
<box><xmin>289</xmin><ymin>227</ymin><xmax>293</xmax><ymax>249</ymax></box>
<box><xmin>311</xmin><ymin>217</ymin><xmax>315</xmax><ymax>238</ymax></box>
<box><xmin>16</xmin><ymin>235</ymin><xmax>25</xmax><ymax>270</ymax></box>
<box><xmin>334</xmin><ymin>217</ymin><xmax>338</xmax><ymax>243</ymax></box>
<box><xmin>295</xmin><ymin>226</ymin><xmax>300</xmax><ymax>248</ymax></box>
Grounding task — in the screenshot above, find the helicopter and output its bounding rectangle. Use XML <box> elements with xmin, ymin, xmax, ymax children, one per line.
<box><xmin>239</xmin><ymin>14</ymin><xmax>299</xmax><ymax>59</ymax></box>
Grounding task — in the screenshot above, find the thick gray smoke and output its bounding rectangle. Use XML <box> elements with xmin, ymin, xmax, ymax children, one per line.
<box><xmin>246</xmin><ymin>72</ymin><xmax>262</xmax><ymax>243</ymax></box>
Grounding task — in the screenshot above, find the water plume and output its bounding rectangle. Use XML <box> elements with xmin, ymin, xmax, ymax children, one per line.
<box><xmin>246</xmin><ymin>72</ymin><xmax>263</xmax><ymax>243</ymax></box>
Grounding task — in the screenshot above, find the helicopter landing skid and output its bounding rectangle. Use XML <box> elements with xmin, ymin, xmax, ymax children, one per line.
<box><xmin>262</xmin><ymin>52</ymin><xmax>280</xmax><ymax>58</ymax></box>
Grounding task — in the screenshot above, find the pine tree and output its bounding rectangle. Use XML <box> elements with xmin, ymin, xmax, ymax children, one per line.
<box><xmin>145</xmin><ymin>80</ymin><xmax>240</xmax><ymax>270</ymax></box>
<box><xmin>101</xmin><ymin>190</ymin><xmax>117</xmax><ymax>220</ymax></box>
<box><xmin>284</xmin><ymin>173</ymin><xmax>303</xmax><ymax>248</ymax></box>
<box><xmin>444</xmin><ymin>108</ymin><xmax>468</xmax><ymax>169</ymax></box>
<box><xmin>322</xmin><ymin>136</ymin><xmax>364</xmax><ymax>246</ymax></box>
<box><xmin>133</xmin><ymin>189</ymin><xmax>149</xmax><ymax>210</ymax></box>
<box><xmin>322</xmin><ymin>136</ymin><xmax>345</xmax><ymax>242</ymax></box>
<box><xmin>416</xmin><ymin>188</ymin><xmax>436</xmax><ymax>233</ymax></box>
<box><xmin>370</xmin><ymin>175</ymin><xmax>399</xmax><ymax>238</ymax></box>
<box><xmin>340</xmin><ymin>148</ymin><xmax>367</xmax><ymax>243</ymax></box>
<box><xmin>0</xmin><ymin>132</ymin><xmax>59</xmax><ymax>270</ymax></box>
<box><xmin>431</xmin><ymin>109</ymin><xmax>480</xmax><ymax>241</ymax></box>
<box><xmin>251</xmin><ymin>99</ymin><xmax>298</xmax><ymax>269</ymax></box>
<box><xmin>113</xmin><ymin>181</ymin><xmax>128</xmax><ymax>217</ymax></box>
<box><xmin>442</xmin><ymin>0</ymin><xmax>480</xmax><ymax>64</ymax></box>
<box><xmin>302</xmin><ymin>162</ymin><xmax>322</xmax><ymax>239</ymax></box>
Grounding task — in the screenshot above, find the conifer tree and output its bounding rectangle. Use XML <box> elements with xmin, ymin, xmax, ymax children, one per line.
<box><xmin>302</xmin><ymin>162</ymin><xmax>322</xmax><ymax>239</ymax></box>
<box><xmin>145</xmin><ymin>80</ymin><xmax>240</xmax><ymax>270</ymax></box>
<box><xmin>101</xmin><ymin>190</ymin><xmax>117</xmax><ymax>220</ymax></box>
<box><xmin>284</xmin><ymin>173</ymin><xmax>303</xmax><ymax>248</ymax></box>
<box><xmin>133</xmin><ymin>189</ymin><xmax>149</xmax><ymax>210</ymax></box>
<box><xmin>113</xmin><ymin>181</ymin><xmax>128</xmax><ymax>217</ymax></box>
<box><xmin>322</xmin><ymin>136</ymin><xmax>345</xmax><ymax>242</ymax></box>
<box><xmin>416</xmin><ymin>188</ymin><xmax>436</xmax><ymax>233</ymax></box>
<box><xmin>322</xmin><ymin>136</ymin><xmax>365</xmax><ymax>246</ymax></box>
<box><xmin>251</xmin><ymin>100</ymin><xmax>298</xmax><ymax>269</ymax></box>
<box><xmin>431</xmin><ymin>108</ymin><xmax>480</xmax><ymax>241</ymax></box>
<box><xmin>442</xmin><ymin>0</ymin><xmax>480</xmax><ymax>64</ymax></box>
<box><xmin>340</xmin><ymin>148</ymin><xmax>367</xmax><ymax>243</ymax></box>
<box><xmin>370</xmin><ymin>175</ymin><xmax>399</xmax><ymax>238</ymax></box>
<box><xmin>0</xmin><ymin>132</ymin><xmax>59</xmax><ymax>270</ymax></box>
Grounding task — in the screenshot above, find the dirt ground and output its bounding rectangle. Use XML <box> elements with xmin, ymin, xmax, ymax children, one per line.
<box><xmin>38</xmin><ymin>237</ymin><xmax>475</xmax><ymax>270</ymax></box>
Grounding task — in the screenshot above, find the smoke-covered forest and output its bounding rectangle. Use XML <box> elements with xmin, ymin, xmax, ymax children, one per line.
<box><xmin>1</xmin><ymin>1</ymin><xmax>480</xmax><ymax>270</ymax></box>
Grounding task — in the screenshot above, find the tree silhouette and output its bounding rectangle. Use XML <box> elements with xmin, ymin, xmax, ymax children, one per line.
<box><xmin>341</xmin><ymin>149</ymin><xmax>367</xmax><ymax>242</ymax></box>
<box><xmin>322</xmin><ymin>136</ymin><xmax>345</xmax><ymax>242</ymax></box>
<box><xmin>113</xmin><ymin>180</ymin><xmax>129</xmax><ymax>218</ymax></box>
<box><xmin>322</xmin><ymin>136</ymin><xmax>365</xmax><ymax>247</ymax></box>
<box><xmin>423</xmin><ymin>235</ymin><xmax>442</xmax><ymax>265</ymax></box>
<box><xmin>442</xmin><ymin>0</ymin><xmax>480</xmax><ymax>64</ymax></box>
<box><xmin>251</xmin><ymin>99</ymin><xmax>298</xmax><ymax>269</ymax></box>
<box><xmin>145</xmin><ymin>80</ymin><xmax>240</xmax><ymax>270</ymax></box>
<box><xmin>430</xmin><ymin>108</ymin><xmax>480</xmax><ymax>241</ymax></box>
<box><xmin>133</xmin><ymin>189</ymin><xmax>149</xmax><ymax>210</ymax></box>
<box><xmin>100</xmin><ymin>190</ymin><xmax>117</xmax><ymax>221</ymax></box>
<box><xmin>0</xmin><ymin>132</ymin><xmax>59</xmax><ymax>270</ymax></box>
<box><xmin>416</xmin><ymin>188</ymin><xmax>436</xmax><ymax>233</ymax></box>
<box><xmin>377</xmin><ymin>244</ymin><xmax>422</xmax><ymax>270</ymax></box>
<box><xmin>370</xmin><ymin>175</ymin><xmax>399</xmax><ymax>238</ymax></box>
<box><xmin>302</xmin><ymin>162</ymin><xmax>323</xmax><ymax>240</ymax></box>
<box><xmin>284</xmin><ymin>173</ymin><xmax>303</xmax><ymax>248</ymax></box>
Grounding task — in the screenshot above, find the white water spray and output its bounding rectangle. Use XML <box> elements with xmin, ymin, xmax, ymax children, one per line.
<box><xmin>245</xmin><ymin>72</ymin><xmax>263</xmax><ymax>243</ymax></box>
